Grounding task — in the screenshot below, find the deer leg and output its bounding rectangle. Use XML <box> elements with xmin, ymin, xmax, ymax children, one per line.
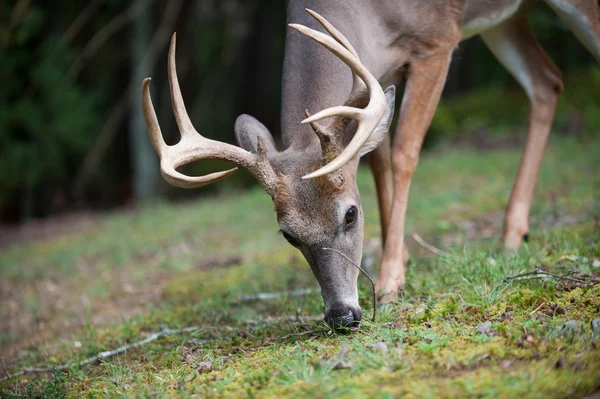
<box><xmin>544</xmin><ymin>0</ymin><xmax>600</xmax><ymax>61</ymax></box>
<box><xmin>375</xmin><ymin>53</ymin><xmax>453</xmax><ymax>303</ymax></box>
<box><xmin>482</xmin><ymin>20</ymin><xmax>563</xmax><ymax>249</ymax></box>
<box><xmin>367</xmin><ymin>135</ymin><xmax>394</xmax><ymax>245</ymax></box>
<box><xmin>368</xmin><ymin>134</ymin><xmax>411</xmax><ymax>262</ymax></box>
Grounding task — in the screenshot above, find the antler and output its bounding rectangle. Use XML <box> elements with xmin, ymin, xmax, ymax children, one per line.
<box><xmin>289</xmin><ymin>9</ymin><xmax>388</xmax><ymax>180</ymax></box>
<box><xmin>141</xmin><ymin>34</ymin><xmax>277</xmax><ymax>197</ymax></box>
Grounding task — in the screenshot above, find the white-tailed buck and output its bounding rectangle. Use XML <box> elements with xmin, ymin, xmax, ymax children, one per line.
<box><xmin>142</xmin><ymin>1</ymin><xmax>600</xmax><ymax>329</ymax></box>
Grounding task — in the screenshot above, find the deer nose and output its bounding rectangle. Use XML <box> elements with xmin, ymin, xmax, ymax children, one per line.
<box><xmin>325</xmin><ymin>306</ymin><xmax>362</xmax><ymax>331</ymax></box>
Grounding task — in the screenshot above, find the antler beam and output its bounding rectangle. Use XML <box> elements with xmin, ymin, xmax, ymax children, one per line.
<box><xmin>141</xmin><ymin>34</ymin><xmax>277</xmax><ymax>196</ymax></box>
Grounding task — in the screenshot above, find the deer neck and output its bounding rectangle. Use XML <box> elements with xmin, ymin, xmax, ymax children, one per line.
<box><xmin>280</xmin><ymin>1</ymin><xmax>387</xmax><ymax>151</ymax></box>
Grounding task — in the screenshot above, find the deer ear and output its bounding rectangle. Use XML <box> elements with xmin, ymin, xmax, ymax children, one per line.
<box><xmin>358</xmin><ymin>85</ymin><xmax>395</xmax><ymax>158</ymax></box>
<box><xmin>235</xmin><ymin>114</ymin><xmax>277</xmax><ymax>154</ymax></box>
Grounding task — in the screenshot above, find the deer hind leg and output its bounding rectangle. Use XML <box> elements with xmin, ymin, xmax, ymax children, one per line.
<box><xmin>376</xmin><ymin>52</ymin><xmax>454</xmax><ymax>303</ymax></box>
<box><xmin>482</xmin><ymin>19</ymin><xmax>564</xmax><ymax>249</ymax></box>
<box><xmin>368</xmin><ymin>135</ymin><xmax>394</xmax><ymax>245</ymax></box>
<box><xmin>544</xmin><ymin>0</ymin><xmax>600</xmax><ymax>61</ymax></box>
<box><xmin>367</xmin><ymin>134</ymin><xmax>410</xmax><ymax>259</ymax></box>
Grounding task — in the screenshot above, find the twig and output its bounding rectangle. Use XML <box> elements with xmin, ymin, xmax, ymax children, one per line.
<box><xmin>230</xmin><ymin>288</ymin><xmax>320</xmax><ymax>305</ymax></box>
<box><xmin>412</xmin><ymin>231</ymin><xmax>452</xmax><ymax>257</ymax></box>
<box><xmin>278</xmin><ymin>329</ymin><xmax>329</xmax><ymax>341</ymax></box>
<box><xmin>503</xmin><ymin>270</ymin><xmax>595</xmax><ymax>285</ymax></box>
<box><xmin>529</xmin><ymin>301</ymin><xmax>546</xmax><ymax>316</ymax></box>
<box><xmin>244</xmin><ymin>315</ymin><xmax>323</xmax><ymax>325</ymax></box>
<box><xmin>0</xmin><ymin>326</ymin><xmax>200</xmax><ymax>382</ymax></box>
<box><xmin>2</xmin><ymin>312</ymin><xmax>330</xmax><ymax>383</ymax></box>
<box><xmin>323</xmin><ymin>247</ymin><xmax>377</xmax><ymax>323</ymax></box>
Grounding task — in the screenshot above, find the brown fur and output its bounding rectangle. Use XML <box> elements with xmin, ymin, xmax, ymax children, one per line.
<box><xmin>274</xmin><ymin>162</ymin><xmax>349</xmax><ymax>216</ymax></box>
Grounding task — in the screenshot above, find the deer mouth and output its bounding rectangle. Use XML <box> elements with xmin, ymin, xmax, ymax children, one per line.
<box><xmin>325</xmin><ymin>306</ymin><xmax>362</xmax><ymax>331</ymax></box>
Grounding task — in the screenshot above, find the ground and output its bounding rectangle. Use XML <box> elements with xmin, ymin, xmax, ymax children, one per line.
<box><xmin>0</xmin><ymin>134</ymin><xmax>599</xmax><ymax>398</ymax></box>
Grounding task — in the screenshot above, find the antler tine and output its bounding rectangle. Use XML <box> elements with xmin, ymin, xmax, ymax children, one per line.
<box><xmin>289</xmin><ymin>11</ymin><xmax>387</xmax><ymax>180</ymax></box>
<box><xmin>305</xmin><ymin>109</ymin><xmax>342</xmax><ymax>165</ymax></box>
<box><xmin>304</xmin><ymin>109</ymin><xmax>328</xmax><ymax>139</ymax></box>
<box><xmin>142</xmin><ymin>76</ymin><xmax>238</xmax><ymax>188</ymax></box>
<box><xmin>287</xmin><ymin>24</ymin><xmax>374</xmax><ymax>124</ymax></box>
<box><xmin>304</xmin><ymin>8</ymin><xmax>364</xmax><ymax>93</ymax></box>
<box><xmin>168</xmin><ymin>33</ymin><xmax>198</xmax><ymax>140</ymax></box>
<box><xmin>305</xmin><ymin>9</ymin><xmax>359</xmax><ymax>59</ymax></box>
<box><xmin>141</xmin><ymin>33</ymin><xmax>277</xmax><ymax>195</ymax></box>
<box><xmin>141</xmin><ymin>78</ymin><xmax>167</xmax><ymax>157</ymax></box>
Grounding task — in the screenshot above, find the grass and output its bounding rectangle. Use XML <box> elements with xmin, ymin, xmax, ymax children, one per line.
<box><xmin>0</xmin><ymin>134</ymin><xmax>599</xmax><ymax>398</ymax></box>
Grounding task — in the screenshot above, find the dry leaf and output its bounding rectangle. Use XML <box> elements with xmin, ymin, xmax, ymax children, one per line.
<box><xmin>182</xmin><ymin>346</ymin><xmax>194</xmax><ymax>365</ymax></box>
<box><xmin>196</xmin><ymin>361</ymin><xmax>213</xmax><ymax>373</ymax></box>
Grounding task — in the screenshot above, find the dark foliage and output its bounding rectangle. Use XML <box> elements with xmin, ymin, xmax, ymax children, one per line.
<box><xmin>0</xmin><ymin>1</ymin><xmax>595</xmax><ymax>222</ymax></box>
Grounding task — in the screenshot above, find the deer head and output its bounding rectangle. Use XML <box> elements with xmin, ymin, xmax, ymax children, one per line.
<box><xmin>142</xmin><ymin>9</ymin><xmax>395</xmax><ymax>329</ymax></box>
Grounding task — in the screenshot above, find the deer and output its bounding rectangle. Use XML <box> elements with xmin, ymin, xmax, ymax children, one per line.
<box><xmin>142</xmin><ymin>1</ymin><xmax>600</xmax><ymax>330</ymax></box>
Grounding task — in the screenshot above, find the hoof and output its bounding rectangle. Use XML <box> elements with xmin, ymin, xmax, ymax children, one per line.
<box><xmin>377</xmin><ymin>291</ymin><xmax>397</xmax><ymax>304</ymax></box>
<box><xmin>503</xmin><ymin>230</ymin><xmax>525</xmax><ymax>250</ymax></box>
<box><xmin>377</xmin><ymin>286</ymin><xmax>403</xmax><ymax>304</ymax></box>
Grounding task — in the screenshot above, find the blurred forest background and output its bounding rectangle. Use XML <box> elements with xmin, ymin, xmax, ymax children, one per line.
<box><xmin>0</xmin><ymin>0</ymin><xmax>598</xmax><ymax>224</ymax></box>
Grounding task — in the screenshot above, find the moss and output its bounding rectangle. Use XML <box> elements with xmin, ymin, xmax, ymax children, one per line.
<box><xmin>2</xmin><ymin>135</ymin><xmax>599</xmax><ymax>398</ymax></box>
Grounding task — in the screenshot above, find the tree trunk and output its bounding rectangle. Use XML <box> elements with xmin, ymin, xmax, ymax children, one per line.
<box><xmin>129</xmin><ymin>4</ymin><xmax>158</xmax><ymax>201</ymax></box>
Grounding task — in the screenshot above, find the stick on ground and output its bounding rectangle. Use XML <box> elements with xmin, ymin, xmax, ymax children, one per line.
<box><xmin>231</xmin><ymin>288</ymin><xmax>319</xmax><ymax>305</ymax></box>
<box><xmin>0</xmin><ymin>326</ymin><xmax>200</xmax><ymax>382</ymax></box>
<box><xmin>504</xmin><ymin>270</ymin><xmax>598</xmax><ymax>285</ymax></box>
<box><xmin>244</xmin><ymin>315</ymin><xmax>323</xmax><ymax>325</ymax></box>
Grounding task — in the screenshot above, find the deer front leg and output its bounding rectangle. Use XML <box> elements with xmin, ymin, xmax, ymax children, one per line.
<box><xmin>368</xmin><ymin>133</ymin><xmax>411</xmax><ymax>276</ymax></box>
<box><xmin>368</xmin><ymin>134</ymin><xmax>411</xmax><ymax>264</ymax></box>
<box><xmin>375</xmin><ymin>54</ymin><xmax>453</xmax><ymax>304</ymax></box>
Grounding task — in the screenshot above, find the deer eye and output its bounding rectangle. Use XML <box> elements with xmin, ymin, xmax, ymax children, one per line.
<box><xmin>345</xmin><ymin>206</ymin><xmax>358</xmax><ymax>227</ymax></box>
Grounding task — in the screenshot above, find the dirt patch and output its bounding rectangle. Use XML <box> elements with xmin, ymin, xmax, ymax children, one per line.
<box><xmin>0</xmin><ymin>255</ymin><xmax>242</xmax><ymax>364</ymax></box>
<box><xmin>0</xmin><ymin>212</ymin><xmax>100</xmax><ymax>249</ymax></box>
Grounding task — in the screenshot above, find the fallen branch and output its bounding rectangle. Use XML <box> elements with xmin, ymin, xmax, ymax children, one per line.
<box><xmin>231</xmin><ymin>288</ymin><xmax>320</xmax><ymax>305</ymax></box>
<box><xmin>503</xmin><ymin>269</ymin><xmax>597</xmax><ymax>285</ymax></box>
<box><xmin>244</xmin><ymin>315</ymin><xmax>323</xmax><ymax>325</ymax></box>
<box><xmin>412</xmin><ymin>231</ymin><xmax>452</xmax><ymax>258</ymax></box>
<box><xmin>0</xmin><ymin>326</ymin><xmax>200</xmax><ymax>382</ymax></box>
<box><xmin>323</xmin><ymin>247</ymin><xmax>377</xmax><ymax>323</ymax></box>
<box><xmin>278</xmin><ymin>329</ymin><xmax>330</xmax><ymax>341</ymax></box>
<box><xmin>1</xmin><ymin>313</ymin><xmax>331</xmax><ymax>382</ymax></box>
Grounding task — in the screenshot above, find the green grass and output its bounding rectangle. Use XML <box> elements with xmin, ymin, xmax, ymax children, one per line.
<box><xmin>0</xmin><ymin>135</ymin><xmax>599</xmax><ymax>398</ymax></box>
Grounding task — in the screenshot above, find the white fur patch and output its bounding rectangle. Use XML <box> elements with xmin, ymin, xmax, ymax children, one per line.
<box><xmin>545</xmin><ymin>0</ymin><xmax>600</xmax><ymax>60</ymax></box>
<box><xmin>461</xmin><ymin>0</ymin><xmax>524</xmax><ymax>39</ymax></box>
<box><xmin>482</xmin><ymin>28</ymin><xmax>534</xmax><ymax>100</ymax></box>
